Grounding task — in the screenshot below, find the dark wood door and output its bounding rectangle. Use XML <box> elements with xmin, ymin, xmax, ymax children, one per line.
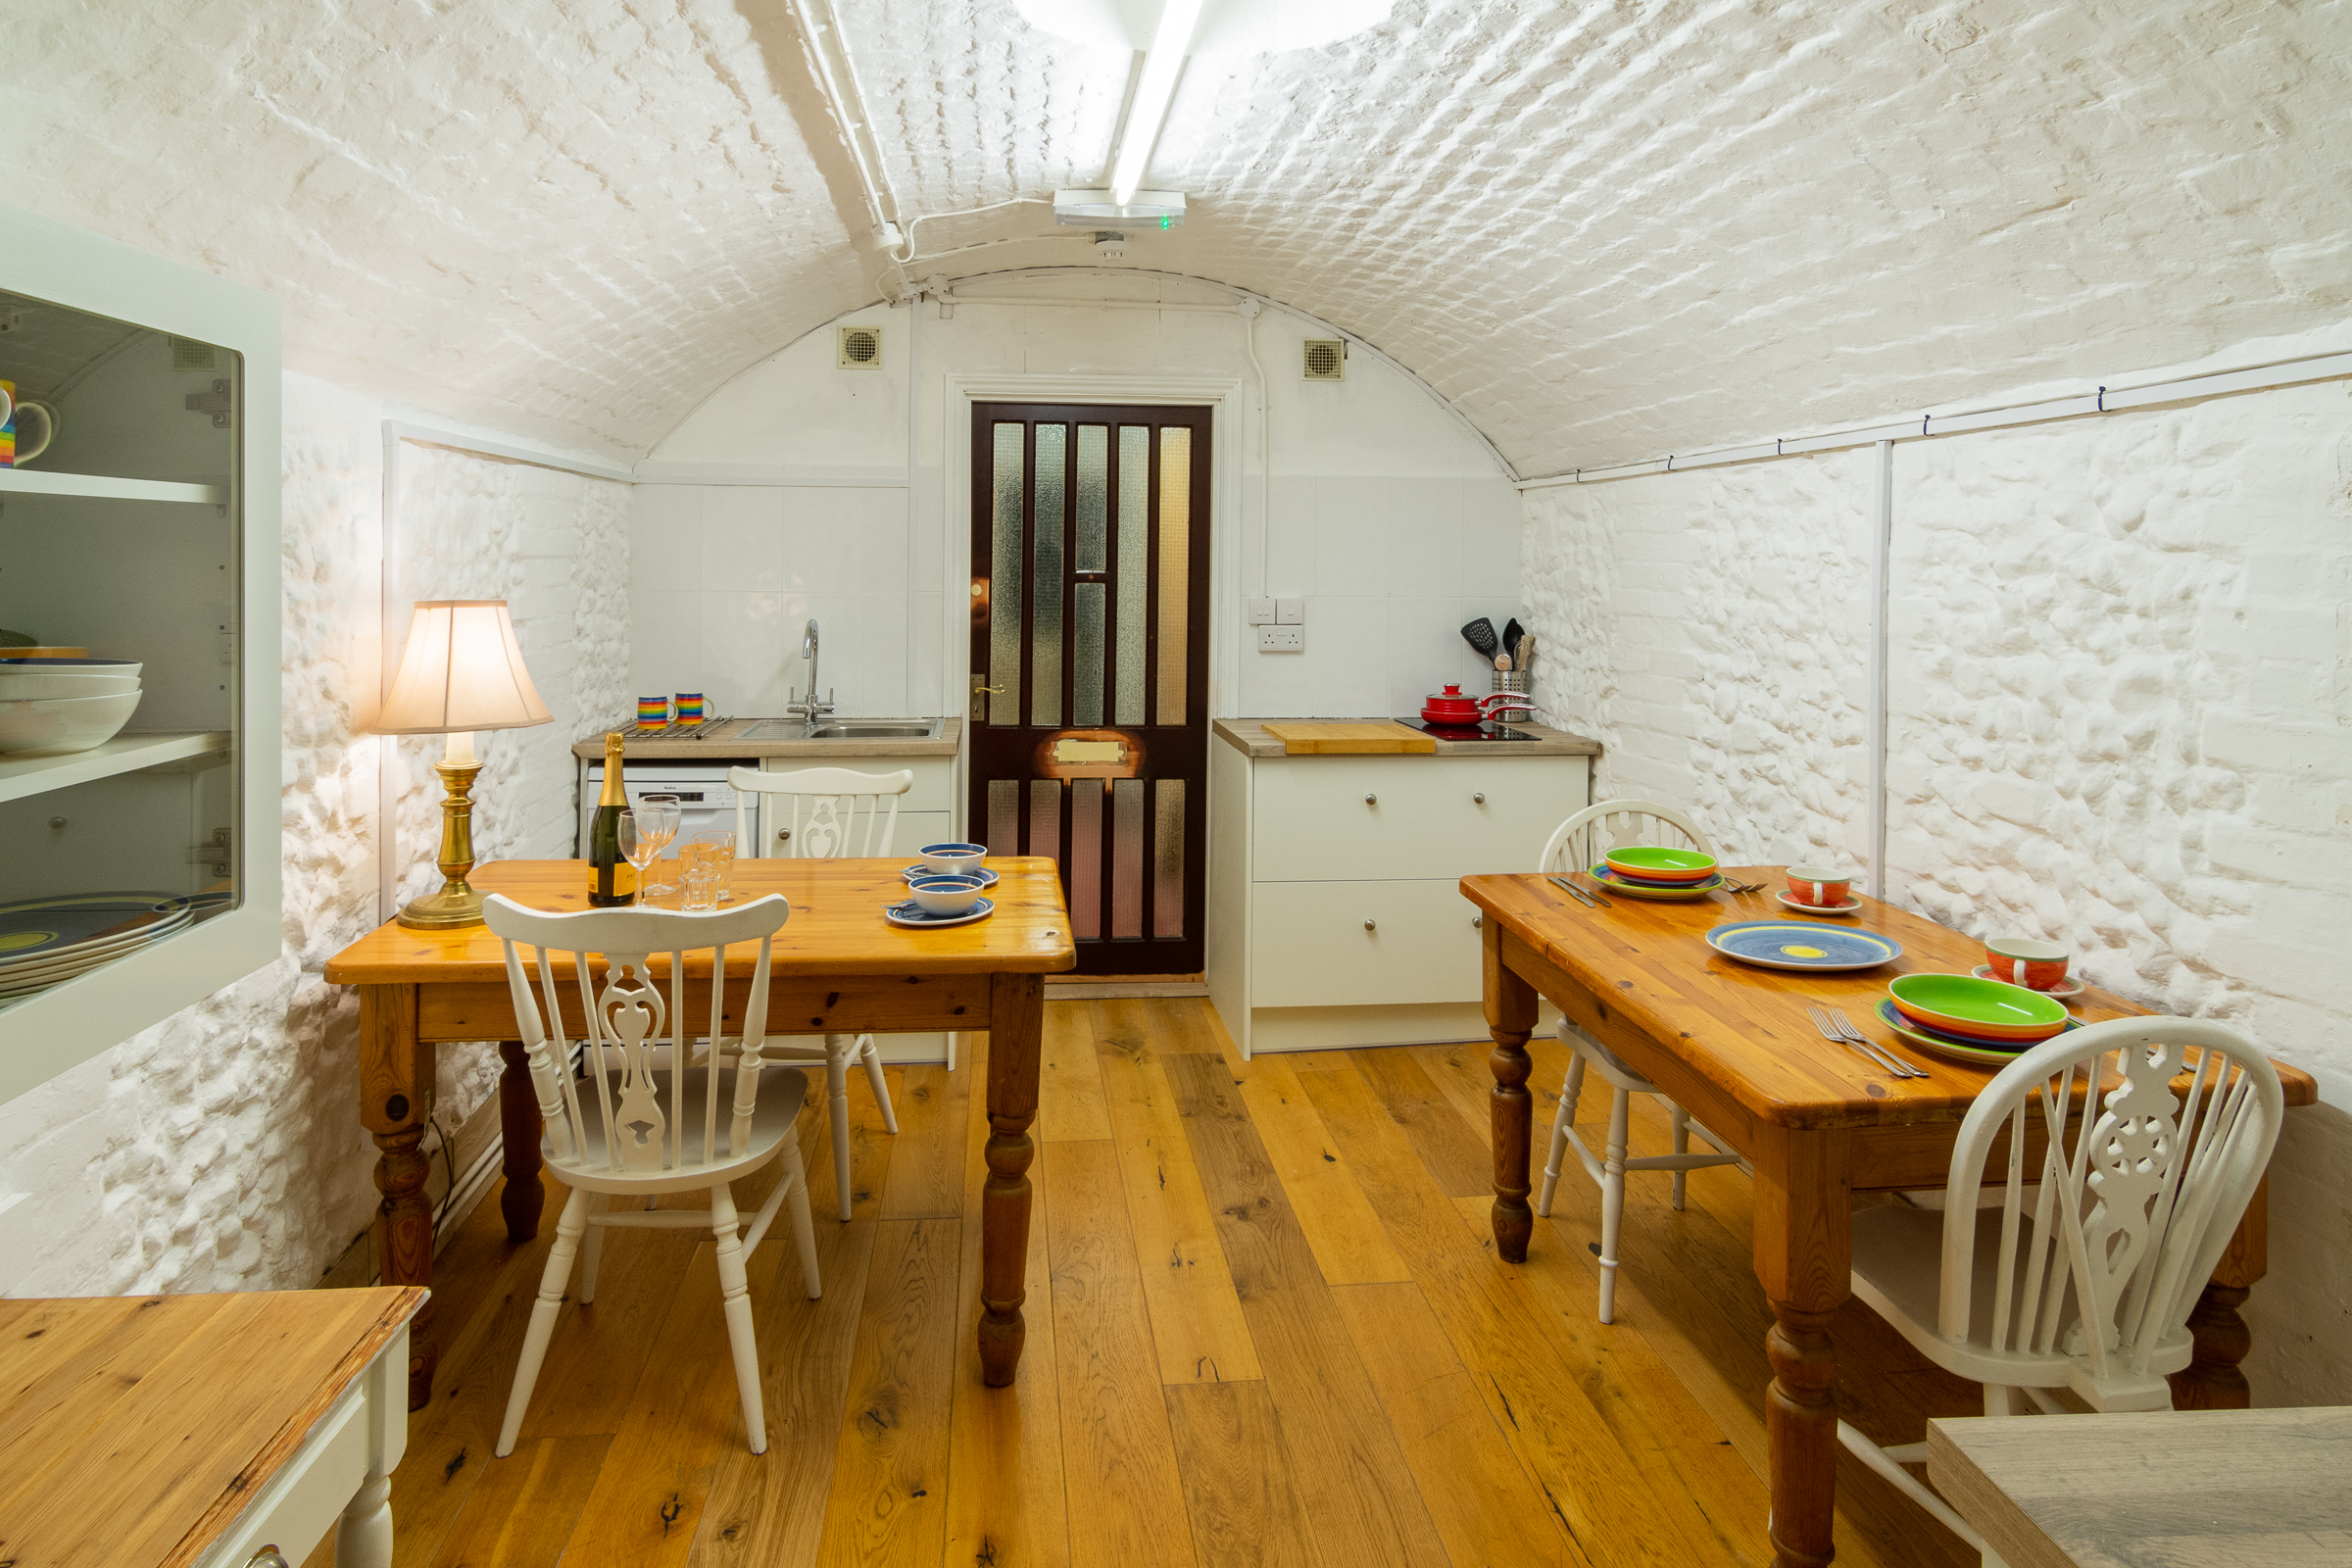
<box><xmin>968</xmin><ymin>403</ymin><xmax>1211</xmax><ymax>975</ymax></box>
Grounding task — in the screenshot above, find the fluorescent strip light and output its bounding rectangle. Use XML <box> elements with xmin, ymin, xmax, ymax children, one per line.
<box><xmin>1110</xmin><ymin>0</ymin><xmax>1202</xmax><ymax>205</ymax></box>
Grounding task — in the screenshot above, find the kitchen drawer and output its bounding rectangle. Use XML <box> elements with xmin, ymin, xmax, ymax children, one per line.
<box><xmin>1250</xmin><ymin>879</ymin><xmax>1488</xmax><ymax>1008</ymax></box>
<box><xmin>1252</xmin><ymin>755</ymin><xmax>1586</xmax><ymax>882</ymax></box>
<box><xmin>754</xmin><ymin>807</ymin><xmax>953</xmax><ymax>858</ymax></box>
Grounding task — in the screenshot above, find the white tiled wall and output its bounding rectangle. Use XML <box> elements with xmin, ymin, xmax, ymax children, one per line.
<box><xmin>628</xmin><ymin>482</ymin><xmax>937</xmax><ymax>719</ymax></box>
<box><xmin>1241</xmin><ymin>472</ymin><xmax>1524</xmax><ymax>718</ymax></box>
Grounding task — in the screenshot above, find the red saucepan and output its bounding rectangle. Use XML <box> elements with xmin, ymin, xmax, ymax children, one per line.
<box><xmin>1419</xmin><ymin>684</ymin><xmax>1535</xmax><ymax>726</ymax></box>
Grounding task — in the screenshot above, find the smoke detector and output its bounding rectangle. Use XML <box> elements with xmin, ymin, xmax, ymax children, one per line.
<box><xmin>1301</xmin><ymin>338</ymin><xmax>1347</xmax><ymax>381</ymax></box>
<box><xmin>1094</xmin><ymin>230</ymin><xmax>1129</xmax><ymax>263</ymax></box>
<box><xmin>837</xmin><ymin>325</ymin><xmax>882</xmax><ymax>368</ymax></box>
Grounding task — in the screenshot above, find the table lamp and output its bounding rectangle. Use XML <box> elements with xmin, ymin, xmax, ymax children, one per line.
<box><xmin>375</xmin><ymin>600</ymin><xmax>553</xmax><ymax>929</ymax></box>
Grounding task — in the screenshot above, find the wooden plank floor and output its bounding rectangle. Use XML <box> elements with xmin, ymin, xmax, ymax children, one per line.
<box><xmin>347</xmin><ymin>1001</ymin><xmax>1983</xmax><ymax>1568</ymax></box>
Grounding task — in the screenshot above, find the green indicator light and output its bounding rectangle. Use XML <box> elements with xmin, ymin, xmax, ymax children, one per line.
<box><xmin>1162</xmin><ymin>216</ymin><xmax>1171</xmax><ymax>229</ymax></box>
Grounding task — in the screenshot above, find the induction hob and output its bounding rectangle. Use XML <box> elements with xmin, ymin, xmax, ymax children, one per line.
<box><xmin>1398</xmin><ymin>718</ymin><xmax>1542</xmax><ymax>741</ymax></box>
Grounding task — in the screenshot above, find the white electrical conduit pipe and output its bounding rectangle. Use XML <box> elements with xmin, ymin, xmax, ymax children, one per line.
<box><xmin>1516</xmin><ymin>349</ymin><xmax>2352</xmax><ymax>490</ymax></box>
<box><xmin>787</xmin><ymin>0</ymin><xmax>906</xmax><ymax>250</ymax></box>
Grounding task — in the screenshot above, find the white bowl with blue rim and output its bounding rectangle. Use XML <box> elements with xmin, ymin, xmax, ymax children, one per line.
<box><xmin>918</xmin><ymin>841</ymin><xmax>987</xmax><ymax>875</ymax></box>
<box><xmin>907</xmin><ymin>874</ymin><xmax>987</xmax><ymax>917</ymax></box>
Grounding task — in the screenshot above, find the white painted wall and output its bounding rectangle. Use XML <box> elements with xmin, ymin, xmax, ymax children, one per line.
<box><xmin>1521</xmin><ymin>371</ymin><xmax>2352</xmax><ymax>1406</ymax></box>
<box><xmin>0</xmin><ymin>371</ymin><xmax>627</xmax><ymax>1297</ymax></box>
<box><xmin>633</xmin><ymin>272</ymin><xmax>1520</xmax><ymax>722</ymax></box>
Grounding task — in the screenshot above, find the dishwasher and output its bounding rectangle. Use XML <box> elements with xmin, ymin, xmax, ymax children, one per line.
<box><xmin>575</xmin><ymin>761</ymin><xmax>742</xmax><ymax>858</ymax></box>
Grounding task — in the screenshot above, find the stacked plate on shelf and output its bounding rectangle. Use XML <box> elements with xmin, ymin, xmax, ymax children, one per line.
<box><xmin>0</xmin><ymin>658</ymin><xmax>144</xmax><ymax>755</ymax></box>
<box><xmin>0</xmin><ymin>891</ymin><xmax>226</xmax><ymax>1002</ymax></box>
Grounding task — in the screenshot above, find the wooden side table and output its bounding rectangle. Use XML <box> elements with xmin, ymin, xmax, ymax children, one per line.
<box><xmin>0</xmin><ymin>1287</ymin><xmax>423</xmax><ymax>1567</ymax></box>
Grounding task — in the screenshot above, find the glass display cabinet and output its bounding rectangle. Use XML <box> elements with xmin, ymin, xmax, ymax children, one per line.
<box><xmin>0</xmin><ymin>202</ymin><xmax>280</xmax><ymax>1100</ymax></box>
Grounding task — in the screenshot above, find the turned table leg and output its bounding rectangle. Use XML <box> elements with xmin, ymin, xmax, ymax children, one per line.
<box><xmin>497</xmin><ymin>1040</ymin><xmax>544</xmax><ymax>1243</ymax></box>
<box><xmin>1755</xmin><ymin>1127</ymin><xmax>1850</xmax><ymax>1568</ymax></box>
<box><xmin>979</xmin><ymin>971</ymin><xmax>1045</xmax><ymax>1387</ymax></box>
<box><xmin>1484</xmin><ymin>921</ymin><xmax>1543</xmax><ymax>1262</ymax></box>
<box><xmin>2172</xmin><ymin>1176</ymin><xmax>2268</xmax><ymax>1410</ymax></box>
<box><xmin>360</xmin><ymin>985</ymin><xmax>438</xmax><ymax>1410</ymax></box>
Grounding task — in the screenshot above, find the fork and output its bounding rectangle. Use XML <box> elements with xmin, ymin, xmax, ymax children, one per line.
<box><xmin>1806</xmin><ymin>1005</ymin><xmax>1928</xmax><ymax>1079</ymax></box>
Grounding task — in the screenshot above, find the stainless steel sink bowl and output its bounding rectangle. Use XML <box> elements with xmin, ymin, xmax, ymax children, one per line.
<box><xmin>739</xmin><ymin>718</ymin><xmax>943</xmax><ymax>741</ymax></box>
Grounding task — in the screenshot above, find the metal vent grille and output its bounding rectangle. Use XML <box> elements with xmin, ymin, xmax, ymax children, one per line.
<box><xmin>169</xmin><ymin>335</ymin><xmax>217</xmax><ymax>370</ymax></box>
<box><xmin>838</xmin><ymin>325</ymin><xmax>882</xmax><ymax>368</ymax></box>
<box><xmin>1301</xmin><ymin>338</ymin><xmax>1346</xmax><ymax>381</ymax></box>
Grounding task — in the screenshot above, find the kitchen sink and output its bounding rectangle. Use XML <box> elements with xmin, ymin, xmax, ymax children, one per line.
<box><xmin>740</xmin><ymin>718</ymin><xmax>943</xmax><ymax>741</ymax></box>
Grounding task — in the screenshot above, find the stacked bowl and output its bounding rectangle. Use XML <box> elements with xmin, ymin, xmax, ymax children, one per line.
<box><xmin>0</xmin><ymin>657</ymin><xmax>143</xmax><ymax>755</ymax></box>
<box><xmin>1879</xmin><ymin>973</ymin><xmax>2075</xmax><ymax>1065</ymax></box>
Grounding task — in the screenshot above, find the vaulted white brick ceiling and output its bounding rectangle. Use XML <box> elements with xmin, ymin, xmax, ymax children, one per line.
<box><xmin>11</xmin><ymin>0</ymin><xmax>2345</xmax><ymax>470</ymax></box>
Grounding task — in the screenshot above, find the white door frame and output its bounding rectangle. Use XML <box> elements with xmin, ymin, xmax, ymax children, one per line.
<box><xmin>938</xmin><ymin>370</ymin><xmax>1245</xmax><ymax>832</ymax></box>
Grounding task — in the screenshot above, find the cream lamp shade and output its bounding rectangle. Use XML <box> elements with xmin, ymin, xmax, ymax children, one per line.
<box><xmin>377</xmin><ymin>600</ymin><xmax>553</xmax><ymax>735</ymax></box>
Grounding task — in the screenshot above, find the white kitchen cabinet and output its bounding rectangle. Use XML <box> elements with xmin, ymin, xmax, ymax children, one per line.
<box><xmin>0</xmin><ymin>200</ymin><xmax>281</xmax><ymax>1102</ymax></box>
<box><xmin>1207</xmin><ymin>720</ymin><xmax>1594</xmax><ymax>1057</ymax></box>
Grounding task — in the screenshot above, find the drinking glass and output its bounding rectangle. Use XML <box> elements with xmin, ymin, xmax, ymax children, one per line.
<box><xmin>689</xmin><ymin>829</ymin><xmax>737</xmax><ymax>903</ymax></box>
<box><xmin>618</xmin><ymin>810</ymin><xmax>666</xmax><ymax>905</ymax></box>
<box><xmin>680</xmin><ymin>857</ymin><xmax>723</xmax><ymax>911</ymax></box>
<box><xmin>633</xmin><ymin>797</ymin><xmax>682</xmax><ymax>895</ymax></box>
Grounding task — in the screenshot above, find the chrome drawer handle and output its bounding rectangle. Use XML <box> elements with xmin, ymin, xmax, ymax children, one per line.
<box><xmin>249</xmin><ymin>1549</ymin><xmax>291</xmax><ymax>1568</ymax></box>
<box><xmin>1363</xmin><ymin>918</ymin><xmax>1376</xmax><ymax>930</ymax></box>
<box><xmin>1473</xmin><ymin>792</ymin><xmax>1486</xmax><ymax>804</ymax></box>
<box><xmin>1471</xmin><ymin>913</ymin><xmax>1482</xmax><ymax>928</ymax></box>
<box><xmin>1364</xmin><ymin>793</ymin><xmax>1377</xmax><ymax>805</ymax></box>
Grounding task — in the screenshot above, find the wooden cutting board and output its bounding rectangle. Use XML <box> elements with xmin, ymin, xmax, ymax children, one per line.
<box><xmin>1260</xmin><ymin>720</ymin><xmax>1436</xmax><ymax>754</ymax></box>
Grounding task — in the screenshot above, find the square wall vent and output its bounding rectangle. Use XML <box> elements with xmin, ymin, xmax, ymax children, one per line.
<box><xmin>838</xmin><ymin>325</ymin><xmax>883</xmax><ymax>368</ymax></box>
<box><xmin>1301</xmin><ymin>338</ymin><xmax>1347</xmax><ymax>381</ymax></box>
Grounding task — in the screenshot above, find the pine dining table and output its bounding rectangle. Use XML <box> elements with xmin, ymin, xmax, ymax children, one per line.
<box><xmin>1460</xmin><ymin>867</ymin><xmax>2317</xmax><ymax>1568</ymax></box>
<box><xmin>323</xmin><ymin>858</ymin><xmax>1076</xmax><ymax>1410</ymax></box>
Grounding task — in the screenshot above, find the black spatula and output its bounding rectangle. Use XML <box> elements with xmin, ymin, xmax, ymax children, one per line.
<box><xmin>1501</xmin><ymin>617</ymin><xmax>1525</xmax><ymax>662</ymax></box>
<box><xmin>1461</xmin><ymin>618</ymin><xmax>1499</xmax><ymax>661</ymax></box>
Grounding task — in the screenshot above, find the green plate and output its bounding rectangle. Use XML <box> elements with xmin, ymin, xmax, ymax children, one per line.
<box><xmin>1602</xmin><ymin>845</ymin><xmax>1718</xmax><ymax>880</ymax></box>
<box><xmin>1886</xmin><ymin>972</ymin><xmax>2069</xmax><ymax>1040</ymax></box>
<box><xmin>1877</xmin><ymin>999</ymin><xmax>2082</xmax><ymax>1068</ymax></box>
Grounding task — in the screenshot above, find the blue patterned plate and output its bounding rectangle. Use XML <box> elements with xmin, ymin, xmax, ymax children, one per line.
<box><xmin>1704</xmin><ymin>919</ymin><xmax>1903</xmax><ymax>971</ymax></box>
<box><xmin>1877</xmin><ymin>998</ymin><xmax>2082</xmax><ymax>1067</ymax></box>
<box><xmin>884</xmin><ymin>896</ymin><xmax>995</xmax><ymax>929</ymax></box>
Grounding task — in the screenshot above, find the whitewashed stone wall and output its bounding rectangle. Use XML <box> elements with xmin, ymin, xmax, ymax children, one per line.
<box><xmin>1521</xmin><ymin>378</ymin><xmax>2352</xmax><ymax>1406</ymax></box>
<box><xmin>0</xmin><ymin>380</ymin><xmax>628</xmax><ymax>1297</ymax></box>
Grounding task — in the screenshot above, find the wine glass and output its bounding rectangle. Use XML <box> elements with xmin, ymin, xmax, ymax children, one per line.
<box><xmin>633</xmin><ymin>798</ymin><xmax>683</xmax><ymax>896</ymax></box>
<box><xmin>618</xmin><ymin>809</ymin><xmax>668</xmax><ymax>905</ymax></box>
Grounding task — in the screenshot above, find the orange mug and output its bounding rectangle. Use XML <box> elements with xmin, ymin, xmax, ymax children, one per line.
<box><xmin>1785</xmin><ymin>864</ymin><xmax>1854</xmax><ymax>906</ymax></box>
<box><xmin>1984</xmin><ymin>937</ymin><xmax>2069</xmax><ymax>991</ymax></box>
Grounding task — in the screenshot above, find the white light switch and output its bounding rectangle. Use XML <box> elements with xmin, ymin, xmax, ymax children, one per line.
<box><xmin>1246</xmin><ymin>597</ymin><xmax>1277</xmax><ymax>625</ymax></box>
<box><xmin>1276</xmin><ymin>598</ymin><xmax>1304</xmax><ymax>624</ymax></box>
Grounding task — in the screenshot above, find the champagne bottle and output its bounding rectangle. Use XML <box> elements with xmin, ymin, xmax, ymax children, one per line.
<box><xmin>587</xmin><ymin>732</ymin><xmax>638</xmax><ymax>906</ymax></box>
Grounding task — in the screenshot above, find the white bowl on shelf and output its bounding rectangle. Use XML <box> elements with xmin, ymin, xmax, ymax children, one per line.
<box><xmin>0</xmin><ymin>671</ymin><xmax>141</xmax><ymax>701</ymax></box>
<box><xmin>0</xmin><ymin>689</ymin><xmax>143</xmax><ymax>755</ymax></box>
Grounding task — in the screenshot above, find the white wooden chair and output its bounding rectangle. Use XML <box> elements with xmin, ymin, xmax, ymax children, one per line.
<box><xmin>483</xmin><ymin>893</ymin><xmax>820</xmax><ymax>1459</ymax></box>
<box><xmin>729</xmin><ymin>764</ymin><xmax>914</xmax><ymax>1219</ymax></box>
<box><xmin>1534</xmin><ymin>799</ymin><xmax>1741</xmax><ymax>1322</ymax></box>
<box><xmin>1839</xmin><ymin>1016</ymin><xmax>2283</xmax><ymax>1564</ymax></box>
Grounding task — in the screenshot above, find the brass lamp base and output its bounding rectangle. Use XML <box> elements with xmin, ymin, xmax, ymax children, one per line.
<box><xmin>397</xmin><ymin>755</ymin><xmax>487</xmax><ymax>930</ymax></box>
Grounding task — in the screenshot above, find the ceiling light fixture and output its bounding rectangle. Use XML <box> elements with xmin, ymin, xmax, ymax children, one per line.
<box><xmin>1111</xmin><ymin>0</ymin><xmax>1202</xmax><ymax>206</ymax></box>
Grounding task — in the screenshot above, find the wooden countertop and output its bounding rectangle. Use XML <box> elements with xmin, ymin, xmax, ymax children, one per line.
<box><xmin>0</xmin><ymin>1286</ymin><xmax>424</xmax><ymax>1567</ymax></box>
<box><xmin>571</xmin><ymin>717</ymin><xmax>961</xmax><ymax>760</ymax></box>
<box><xmin>1928</xmin><ymin>1406</ymin><xmax>2352</xmax><ymax>1567</ymax></box>
<box><xmin>1214</xmin><ymin>716</ymin><xmax>1600</xmax><ymax>758</ymax></box>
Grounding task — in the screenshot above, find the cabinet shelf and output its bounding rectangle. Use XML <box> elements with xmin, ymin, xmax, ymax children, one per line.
<box><xmin>0</xmin><ymin>731</ymin><xmax>231</xmax><ymax>804</ymax></box>
<box><xmin>0</xmin><ymin>467</ymin><xmax>228</xmax><ymax>505</ymax></box>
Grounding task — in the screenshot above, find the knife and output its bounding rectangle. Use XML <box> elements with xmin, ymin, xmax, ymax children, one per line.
<box><xmin>1548</xmin><ymin>874</ymin><xmax>1604</xmax><ymax>909</ymax></box>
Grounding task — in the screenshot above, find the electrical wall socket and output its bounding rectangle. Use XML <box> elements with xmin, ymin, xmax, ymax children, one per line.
<box><xmin>1256</xmin><ymin>624</ymin><xmax>1304</xmax><ymax>652</ymax></box>
<box><xmin>1246</xmin><ymin>597</ymin><xmax>1276</xmax><ymax>625</ymax></box>
<box><xmin>1276</xmin><ymin>597</ymin><xmax>1304</xmax><ymax>624</ymax></box>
